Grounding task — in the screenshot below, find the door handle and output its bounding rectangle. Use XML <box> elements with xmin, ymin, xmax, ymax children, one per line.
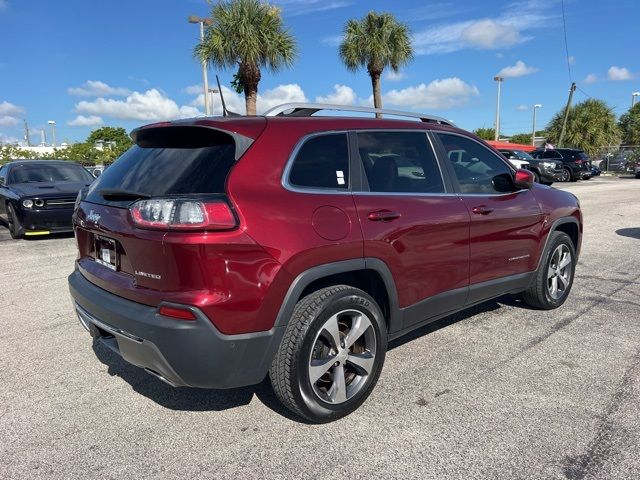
<box><xmin>367</xmin><ymin>210</ymin><xmax>402</xmax><ymax>222</ymax></box>
<box><xmin>472</xmin><ymin>205</ymin><xmax>494</xmax><ymax>215</ymax></box>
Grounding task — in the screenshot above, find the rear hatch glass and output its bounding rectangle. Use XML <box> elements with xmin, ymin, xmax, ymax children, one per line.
<box><xmin>85</xmin><ymin>128</ymin><xmax>236</xmax><ymax>207</ymax></box>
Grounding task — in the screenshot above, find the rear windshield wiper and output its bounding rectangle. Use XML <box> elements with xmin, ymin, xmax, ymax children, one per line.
<box><xmin>99</xmin><ymin>188</ymin><xmax>151</xmax><ymax>201</ymax></box>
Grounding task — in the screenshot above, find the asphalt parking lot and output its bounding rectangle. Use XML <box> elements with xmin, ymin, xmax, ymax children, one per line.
<box><xmin>1</xmin><ymin>176</ymin><xmax>639</xmax><ymax>479</ymax></box>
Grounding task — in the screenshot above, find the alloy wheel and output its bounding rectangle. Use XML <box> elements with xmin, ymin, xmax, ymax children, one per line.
<box><xmin>547</xmin><ymin>244</ymin><xmax>572</xmax><ymax>300</ymax></box>
<box><xmin>308</xmin><ymin>309</ymin><xmax>376</xmax><ymax>404</ymax></box>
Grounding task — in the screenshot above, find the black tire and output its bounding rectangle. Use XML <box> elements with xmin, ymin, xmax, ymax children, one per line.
<box><xmin>523</xmin><ymin>231</ymin><xmax>576</xmax><ymax>310</ymax></box>
<box><xmin>540</xmin><ymin>181</ymin><xmax>554</xmax><ymax>186</ymax></box>
<box><xmin>635</xmin><ymin>173</ymin><xmax>640</xmax><ymax>179</ymax></box>
<box><xmin>559</xmin><ymin>168</ymin><xmax>571</xmax><ymax>182</ymax></box>
<box><xmin>7</xmin><ymin>203</ymin><xmax>24</xmax><ymax>239</ymax></box>
<box><xmin>270</xmin><ymin>285</ymin><xmax>387</xmax><ymax>423</ymax></box>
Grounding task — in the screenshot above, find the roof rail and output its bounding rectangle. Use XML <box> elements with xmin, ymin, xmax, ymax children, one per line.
<box><xmin>263</xmin><ymin>103</ymin><xmax>456</xmax><ymax>127</ymax></box>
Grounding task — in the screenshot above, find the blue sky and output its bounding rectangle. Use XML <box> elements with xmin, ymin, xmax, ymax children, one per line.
<box><xmin>0</xmin><ymin>0</ymin><xmax>637</xmax><ymax>144</ymax></box>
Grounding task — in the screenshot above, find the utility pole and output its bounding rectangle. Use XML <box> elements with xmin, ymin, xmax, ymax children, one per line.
<box><xmin>188</xmin><ymin>15</ymin><xmax>213</xmax><ymax>116</ymax></box>
<box><xmin>532</xmin><ymin>104</ymin><xmax>542</xmax><ymax>147</ymax></box>
<box><xmin>23</xmin><ymin>120</ymin><xmax>31</xmax><ymax>147</ymax></box>
<box><xmin>632</xmin><ymin>92</ymin><xmax>640</xmax><ymax>108</ymax></box>
<box><xmin>558</xmin><ymin>82</ymin><xmax>576</xmax><ymax>148</ymax></box>
<box><xmin>493</xmin><ymin>76</ymin><xmax>504</xmax><ymax>141</ymax></box>
<box><xmin>208</xmin><ymin>88</ymin><xmax>219</xmax><ymax>115</ymax></box>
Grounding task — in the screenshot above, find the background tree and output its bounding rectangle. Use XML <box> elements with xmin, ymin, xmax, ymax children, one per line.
<box><xmin>87</xmin><ymin>126</ymin><xmax>133</xmax><ymax>159</ymax></box>
<box><xmin>618</xmin><ymin>103</ymin><xmax>640</xmax><ymax>145</ymax></box>
<box><xmin>339</xmin><ymin>12</ymin><xmax>412</xmax><ymax>115</ymax></box>
<box><xmin>195</xmin><ymin>0</ymin><xmax>296</xmax><ymax>115</ymax></box>
<box><xmin>545</xmin><ymin>99</ymin><xmax>620</xmax><ymax>156</ymax></box>
<box><xmin>473</xmin><ymin>127</ymin><xmax>495</xmax><ymax>141</ymax></box>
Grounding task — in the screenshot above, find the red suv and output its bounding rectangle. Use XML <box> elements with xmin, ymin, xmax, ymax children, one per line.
<box><xmin>69</xmin><ymin>104</ymin><xmax>582</xmax><ymax>422</ymax></box>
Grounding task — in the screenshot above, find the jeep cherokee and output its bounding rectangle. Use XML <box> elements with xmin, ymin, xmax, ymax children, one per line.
<box><xmin>68</xmin><ymin>103</ymin><xmax>582</xmax><ymax>423</ymax></box>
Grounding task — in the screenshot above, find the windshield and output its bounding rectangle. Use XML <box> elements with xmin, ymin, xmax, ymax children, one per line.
<box><xmin>513</xmin><ymin>150</ymin><xmax>534</xmax><ymax>160</ymax></box>
<box><xmin>9</xmin><ymin>163</ymin><xmax>95</xmax><ymax>184</ymax></box>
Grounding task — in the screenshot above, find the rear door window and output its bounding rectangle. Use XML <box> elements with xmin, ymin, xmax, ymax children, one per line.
<box><xmin>288</xmin><ymin>133</ymin><xmax>349</xmax><ymax>190</ymax></box>
<box><xmin>356</xmin><ymin>131</ymin><xmax>444</xmax><ymax>193</ymax></box>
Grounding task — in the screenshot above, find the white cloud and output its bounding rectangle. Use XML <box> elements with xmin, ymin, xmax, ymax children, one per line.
<box><xmin>0</xmin><ymin>0</ymin><xmax>7</xmax><ymax>11</ymax></box>
<box><xmin>274</xmin><ymin>0</ymin><xmax>352</xmax><ymax>16</ymax></box>
<box><xmin>0</xmin><ymin>134</ymin><xmax>21</xmax><ymax>144</ymax></box>
<box><xmin>68</xmin><ymin>80</ymin><xmax>131</xmax><ymax>97</ymax></box>
<box><xmin>0</xmin><ymin>100</ymin><xmax>23</xmax><ymax>117</ymax></box>
<box><xmin>68</xmin><ymin>115</ymin><xmax>104</xmax><ymax>127</ymax></box>
<box><xmin>583</xmin><ymin>73</ymin><xmax>598</xmax><ymax>84</ymax></box>
<box><xmin>461</xmin><ymin>20</ymin><xmax>521</xmax><ymax>49</ymax></box>
<box><xmin>607</xmin><ymin>66</ymin><xmax>633</xmax><ymax>81</ymax></box>
<box><xmin>385</xmin><ymin>70</ymin><xmax>407</xmax><ymax>82</ymax></box>
<box><xmin>497</xmin><ymin>60</ymin><xmax>538</xmax><ymax>78</ymax></box>
<box><xmin>186</xmin><ymin>83</ymin><xmax>307</xmax><ymax>115</ymax></box>
<box><xmin>315</xmin><ymin>84</ymin><xmax>356</xmax><ymax>105</ymax></box>
<box><xmin>0</xmin><ymin>100</ymin><xmax>24</xmax><ymax>127</ymax></box>
<box><xmin>183</xmin><ymin>84</ymin><xmax>204</xmax><ymax>95</ymax></box>
<box><xmin>516</xmin><ymin>104</ymin><xmax>529</xmax><ymax>111</ymax></box>
<box><xmin>377</xmin><ymin>77</ymin><xmax>479</xmax><ymax>110</ymax></box>
<box><xmin>321</xmin><ymin>34</ymin><xmax>343</xmax><ymax>47</ymax></box>
<box><xmin>413</xmin><ymin>1</ymin><xmax>552</xmax><ymax>55</ymax></box>
<box><xmin>75</xmin><ymin>89</ymin><xmax>203</xmax><ymax>121</ymax></box>
<box><xmin>258</xmin><ymin>84</ymin><xmax>308</xmax><ymax>111</ymax></box>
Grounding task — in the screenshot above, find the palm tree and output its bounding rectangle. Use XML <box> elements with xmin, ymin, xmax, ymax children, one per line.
<box><xmin>195</xmin><ymin>0</ymin><xmax>296</xmax><ymax>116</ymax></box>
<box><xmin>339</xmin><ymin>12</ymin><xmax>412</xmax><ymax>115</ymax></box>
<box><xmin>545</xmin><ymin>99</ymin><xmax>620</xmax><ymax>156</ymax></box>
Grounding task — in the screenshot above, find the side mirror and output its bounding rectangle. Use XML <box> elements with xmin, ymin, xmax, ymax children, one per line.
<box><xmin>514</xmin><ymin>169</ymin><xmax>535</xmax><ymax>189</ymax></box>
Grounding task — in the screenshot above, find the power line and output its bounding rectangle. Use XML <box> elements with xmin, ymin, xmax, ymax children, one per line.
<box><xmin>560</xmin><ymin>0</ymin><xmax>572</xmax><ymax>83</ymax></box>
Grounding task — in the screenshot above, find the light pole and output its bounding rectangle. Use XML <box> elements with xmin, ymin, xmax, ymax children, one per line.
<box><xmin>493</xmin><ymin>76</ymin><xmax>504</xmax><ymax>141</ymax></box>
<box><xmin>632</xmin><ymin>92</ymin><xmax>640</xmax><ymax>108</ymax></box>
<box><xmin>532</xmin><ymin>104</ymin><xmax>542</xmax><ymax>147</ymax></box>
<box><xmin>188</xmin><ymin>15</ymin><xmax>213</xmax><ymax>116</ymax></box>
<box><xmin>208</xmin><ymin>88</ymin><xmax>219</xmax><ymax>115</ymax></box>
<box><xmin>47</xmin><ymin>120</ymin><xmax>56</xmax><ymax>147</ymax></box>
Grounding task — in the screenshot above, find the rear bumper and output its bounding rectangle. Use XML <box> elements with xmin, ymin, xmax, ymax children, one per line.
<box><xmin>68</xmin><ymin>269</ymin><xmax>284</xmax><ymax>389</ymax></box>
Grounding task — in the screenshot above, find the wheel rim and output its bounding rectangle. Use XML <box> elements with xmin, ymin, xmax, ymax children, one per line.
<box><xmin>308</xmin><ymin>309</ymin><xmax>376</xmax><ymax>405</ymax></box>
<box><xmin>547</xmin><ymin>244</ymin><xmax>572</xmax><ymax>300</ymax></box>
<box><xmin>561</xmin><ymin>169</ymin><xmax>570</xmax><ymax>182</ymax></box>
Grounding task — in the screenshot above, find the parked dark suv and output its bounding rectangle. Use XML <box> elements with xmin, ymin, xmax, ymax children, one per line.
<box><xmin>531</xmin><ymin>148</ymin><xmax>592</xmax><ymax>182</ymax></box>
<box><xmin>497</xmin><ymin>148</ymin><xmax>563</xmax><ymax>185</ymax></box>
<box><xmin>68</xmin><ymin>104</ymin><xmax>582</xmax><ymax>422</ymax></box>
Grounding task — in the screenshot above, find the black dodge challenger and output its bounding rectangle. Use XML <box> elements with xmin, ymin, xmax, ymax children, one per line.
<box><xmin>0</xmin><ymin>160</ymin><xmax>94</xmax><ymax>238</ymax></box>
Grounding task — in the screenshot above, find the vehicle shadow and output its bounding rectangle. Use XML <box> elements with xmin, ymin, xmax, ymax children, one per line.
<box><xmin>616</xmin><ymin>227</ymin><xmax>640</xmax><ymax>240</ymax></box>
<box><xmin>91</xmin><ymin>341</ymin><xmax>304</xmax><ymax>422</ymax></box>
<box><xmin>92</xmin><ymin>295</ymin><xmax>522</xmax><ymax>421</ymax></box>
<box><xmin>388</xmin><ymin>296</ymin><xmax>517</xmax><ymax>350</ymax></box>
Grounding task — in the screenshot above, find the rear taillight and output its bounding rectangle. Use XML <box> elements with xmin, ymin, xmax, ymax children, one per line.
<box><xmin>158</xmin><ymin>305</ymin><xmax>196</xmax><ymax>321</ymax></box>
<box><xmin>575</xmin><ymin>159</ymin><xmax>583</xmax><ymax>164</ymax></box>
<box><xmin>129</xmin><ymin>198</ymin><xmax>237</xmax><ymax>231</ymax></box>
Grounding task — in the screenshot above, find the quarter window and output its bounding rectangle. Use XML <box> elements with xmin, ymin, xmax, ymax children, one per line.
<box><xmin>356</xmin><ymin>131</ymin><xmax>444</xmax><ymax>193</ymax></box>
<box><xmin>436</xmin><ymin>133</ymin><xmax>516</xmax><ymax>194</ymax></box>
<box><xmin>289</xmin><ymin>134</ymin><xmax>349</xmax><ymax>190</ymax></box>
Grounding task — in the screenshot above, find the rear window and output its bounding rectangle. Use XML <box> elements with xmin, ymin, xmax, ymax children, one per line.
<box><xmin>85</xmin><ymin>144</ymin><xmax>235</xmax><ymax>205</ymax></box>
<box><xmin>9</xmin><ymin>163</ymin><xmax>94</xmax><ymax>184</ymax></box>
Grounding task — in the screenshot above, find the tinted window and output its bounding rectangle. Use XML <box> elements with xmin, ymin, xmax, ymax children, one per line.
<box><xmin>289</xmin><ymin>134</ymin><xmax>349</xmax><ymax>190</ymax></box>
<box><xmin>513</xmin><ymin>150</ymin><xmax>534</xmax><ymax>160</ymax></box>
<box><xmin>86</xmin><ymin>144</ymin><xmax>235</xmax><ymax>205</ymax></box>
<box><xmin>8</xmin><ymin>163</ymin><xmax>94</xmax><ymax>184</ymax></box>
<box><xmin>357</xmin><ymin>131</ymin><xmax>444</xmax><ymax>193</ymax></box>
<box><xmin>542</xmin><ymin>150</ymin><xmax>561</xmax><ymax>159</ymax></box>
<box><xmin>437</xmin><ymin>133</ymin><xmax>515</xmax><ymax>194</ymax></box>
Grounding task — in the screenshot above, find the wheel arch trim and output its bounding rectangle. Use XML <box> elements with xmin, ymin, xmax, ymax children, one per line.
<box><xmin>536</xmin><ymin>216</ymin><xmax>581</xmax><ymax>271</ymax></box>
<box><xmin>273</xmin><ymin>258</ymin><xmax>401</xmax><ymax>332</ymax></box>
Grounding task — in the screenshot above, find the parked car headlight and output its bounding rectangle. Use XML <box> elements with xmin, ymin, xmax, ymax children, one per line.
<box><xmin>22</xmin><ymin>199</ymin><xmax>33</xmax><ymax>209</ymax></box>
<box><xmin>542</xmin><ymin>161</ymin><xmax>556</xmax><ymax>168</ymax></box>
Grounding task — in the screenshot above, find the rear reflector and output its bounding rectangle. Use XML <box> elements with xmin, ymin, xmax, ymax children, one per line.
<box><xmin>158</xmin><ymin>305</ymin><xmax>197</xmax><ymax>321</ymax></box>
<box><xmin>130</xmin><ymin>198</ymin><xmax>237</xmax><ymax>231</ymax></box>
